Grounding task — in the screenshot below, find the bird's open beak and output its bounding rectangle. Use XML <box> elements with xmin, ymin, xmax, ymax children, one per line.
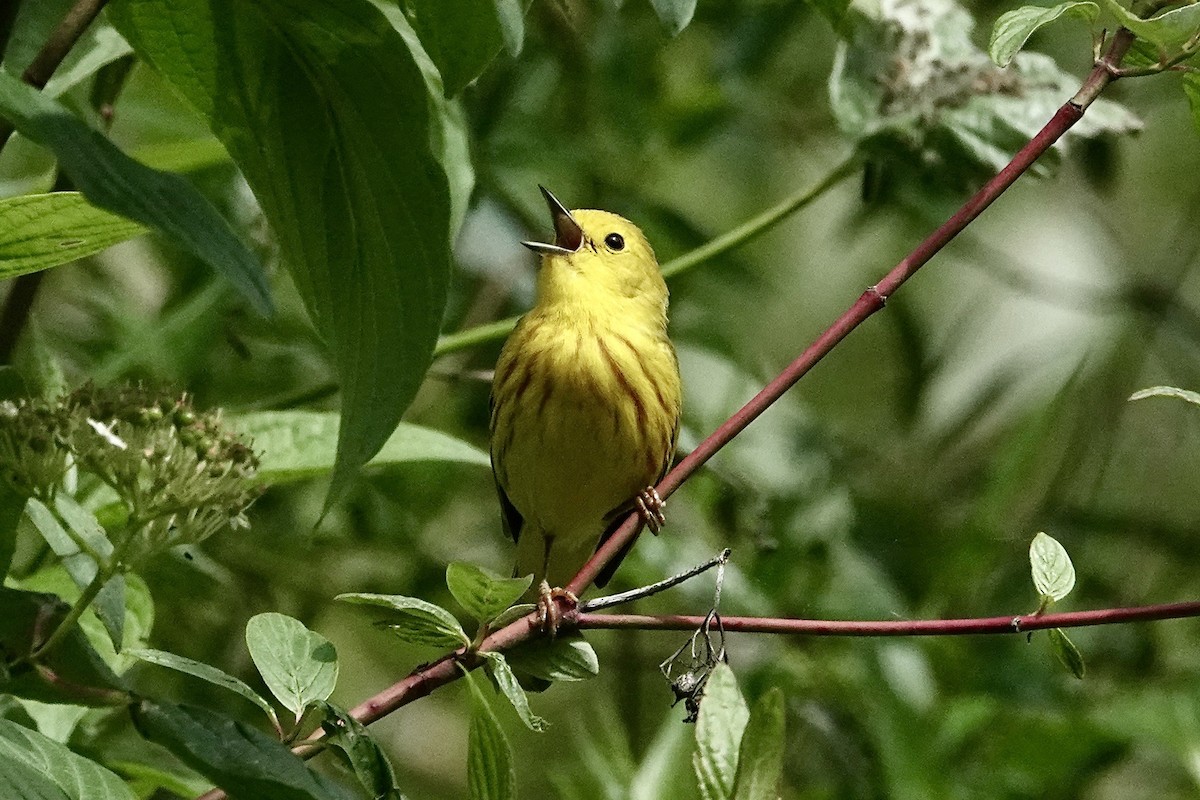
<box><xmin>521</xmin><ymin>186</ymin><xmax>583</xmax><ymax>256</ymax></box>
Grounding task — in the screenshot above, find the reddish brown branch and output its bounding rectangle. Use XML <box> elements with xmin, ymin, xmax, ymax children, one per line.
<box><xmin>576</xmin><ymin>600</ymin><xmax>1200</xmax><ymax>636</ymax></box>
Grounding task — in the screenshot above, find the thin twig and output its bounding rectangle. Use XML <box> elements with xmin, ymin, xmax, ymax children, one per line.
<box><xmin>575</xmin><ymin>599</ymin><xmax>1200</xmax><ymax>636</ymax></box>
<box><xmin>581</xmin><ymin>549</ymin><xmax>731</xmax><ymax>612</ymax></box>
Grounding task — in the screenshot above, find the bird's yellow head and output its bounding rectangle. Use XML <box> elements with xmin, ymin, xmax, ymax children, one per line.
<box><xmin>522</xmin><ymin>187</ymin><xmax>667</xmax><ymax>321</ymax></box>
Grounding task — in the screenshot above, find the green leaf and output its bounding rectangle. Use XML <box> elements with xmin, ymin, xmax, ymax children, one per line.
<box><xmin>0</xmin><ymin>193</ymin><xmax>147</xmax><ymax>280</ymax></box>
<box><xmin>0</xmin><ymin>71</ymin><xmax>271</xmax><ymax>315</ymax></box>
<box><xmin>648</xmin><ymin>0</ymin><xmax>698</xmax><ymax>35</ymax></box>
<box><xmin>1097</xmin><ymin>0</ymin><xmax>1200</xmax><ymax>50</ymax></box>
<box><xmin>0</xmin><ymin>718</ymin><xmax>137</xmax><ymax>800</ymax></box>
<box><xmin>228</xmin><ymin>410</ymin><xmax>489</xmax><ymax>486</ymax></box>
<box><xmin>447</xmin><ymin>562</ymin><xmax>532</xmax><ymax>624</ymax></box>
<box><xmin>1048</xmin><ymin>627</ymin><xmax>1086</xmax><ymax>679</ymax></box>
<box><xmin>320</xmin><ymin>703</ymin><xmax>402</xmax><ymax>800</ymax></box>
<box><xmin>1183</xmin><ymin>73</ymin><xmax>1200</xmax><ymax>138</ymax></box>
<box><xmin>988</xmin><ymin>2</ymin><xmax>1098</xmax><ymax>67</ymax></box>
<box><xmin>1029</xmin><ymin>531</ymin><xmax>1076</xmax><ymax>602</ymax></box>
<box><xmin>505</xmin><ymin>631</ymin><xmax>599</xmax><ymax>682</ymax></box>
<box><xmin>803</xmin><ymin>0</ymin><xmax>853</xmax><ymax>33</ymax></box>
<box><xmin>3</xmin><ymin>0</ymin><xmax>76</xmax><ymax>74</ymax></box>
<box><xmin>127</xmin><ymin>647</ymin><xmax>281</xmax><ymax>734</ymax></box>
<box><xmin>244</xmin><ymin>613</ymin><xmax>339</xmax><ymax>723</ymax></box>
<box><xmin>43</xmin><ymin>23</ymin><xmax>135</xmax><ymax>99</ymax></box>
<box><xmin>133</xmin><ymin>700</ymin><xmax>353</xmax><ymax>800</ymax></box>
<box><xmin>489</xmin><ymin>603</ymin><xmax>538</xmax><ymax>630</ymax></box>
<box><xmin>694</xmin><ymin>663</ymin><xmax>750</xmax><ymax>800</ymax></box>
<box><xmin>404</xmin><ymin>0</ymin><xmax>525</xmax><ymax>96</ymax></box>
<box><xmin>1129</xmin><ymin>384</ymin><xmax>1200</xmax><ymax>407</ymax></box>
<box><xmin>14</xmin><ymin>698</ymin><xmax>89</xmax><ymax>743</ymax></box>
<box><xmin>0</xmin><ymin>482</ymin><xmax>24</xmax><ymax>577</ymax></box>
<box><xmin>463</xmin><ymin>671</ymin><xmax>517</xmax><ymax>800</ymax></box>
<box><xmin>481</xmin><ymin>652</ymin><xmax>547</xmax><ymax>732</ymax></box>
<box><xmin>336</xmin><ymin>592</ymin><xmax>470</xmax><ymax>649</ymax></box>
<box><xmin>0</xmin><ymin>587</ymin><xmax>128</xmax><ymax>706</ymax></box>
<box><xmin>731</xmin><ymin>688</ymin><xmax>786</xmax><ymax>800</ymax></box>
<box><xmin>109</xmin><ymin>0</ymin><xmax>452</xmax><ymax>507</ymax></box>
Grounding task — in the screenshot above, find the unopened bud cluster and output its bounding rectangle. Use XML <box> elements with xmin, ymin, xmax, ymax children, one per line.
<box><xmin>0</xmin><ymin>385</ymin><xmax>261</xmax><ymax>560</ymax></box>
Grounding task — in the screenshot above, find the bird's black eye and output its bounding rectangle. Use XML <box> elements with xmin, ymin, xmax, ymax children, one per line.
<box><xmin>604</xmin><ymin>232</ymin><xmax>625</xmax><ymax>251</ymax></box>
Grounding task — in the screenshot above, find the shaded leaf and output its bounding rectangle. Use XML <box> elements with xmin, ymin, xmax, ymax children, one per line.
<box><xmin>505</xmin><ymin>631</ymin><xmax>599</xmax><ymax>682</ymax></box>
<box><xmin>1029</xmin><ymin>532</ymin><xmax>1076</xmax><ymax>602</ymax></box>
<box><xmin>228</xmin><ymin>411</ymin><xmax>489</xmax><ymax>486</ymax></box>
<box><xmin>1048</xmin><ymin>627</ymin><xmax>1086</xmax><ymax>679</ymax></box>
<box><xmin>989</xmin><ymin>2</ymin><xmax>1098</xmax><ymax>67</ymax></box>
<box><xmin>245</xmin><ymin>613</ymin><xmax>338</xmax><ymax>723</ymax></box>
<box><xmin>127</xmin><ymin>647</ymin><xmax>280</xmax><ymax>734</ymax></box>
<box><xmin>1183</xmin><ymin>73</ymin><xmax>1200</xmax><ymax>138</ymax></box>
<box><xmin>1097</xmin><ymin>0</ymin><xmax>1200</xmax><ymax>50</ymax></box>
<box><xmin>1129</xmin><ymin>384</ymin><xmax>1200</xmax><ymax>408</ymax></box>
<box><xmin>404</xmin><ymin>0</ymin><xmax>524</xmax><ymax>96</ymax></box>
<box><xmin>447</xmin><ymin>562</ymin><xmax>532</xmax><ymax>624</ymax></box>
<box><xmin>0</xmin><ymin>71</ymin><xmax>271</xmax><ymax>314</ymax></box>
<box><xmin>320</xmin><ymin>703</ymin><xmax>402</xmax><ymax>800</ymax></box>
<box><xmin>482</xmin><ymin>652</ymin><xmax>547</xmax><ymax>731</ymax></box>
<box><xmin>694</xmin><ymin>663</ymin><xmax>750</xmax><ymax>800</ymax></box>
<box><xmin>463</xmin><ymin>671</ymin><xmax>517</xmax><ymax>800</ymax></box>
<box><xmin>0</xmin><ymin>482</ymin><xmax>24</xmax><ymax>576</ymax></box>
<box><xmin>0</xmin><ymin>718</ymin><xmax>136</xmax><ymax>800</ymax></box>
<box><xmin>337</xmin><ymin>593</ymin><xmax>469</xmax><ymax>649</ymax></box>
<box><xmin>109</xmin><ymin>0</ymin><xmax>451</xmax><ymax>506</ymax></box>
<box><xmin>731</xmin><ymin>688</ymin><xmax>786</xmax><ymax>800</ymax></box>
<box><xmin>133</xmin><ymin>700</ymin><xmax>352</xmax><ymax>800</ymax></box>
<box><xmin>0</xmin><ymin>193</ymin><xmax>147</xmax><ymax>280</ymax></box>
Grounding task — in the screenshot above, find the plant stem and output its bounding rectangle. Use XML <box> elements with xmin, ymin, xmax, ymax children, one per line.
<box><xmin>431</xmin><ymin>156</ymin><xmax>860</xmax><ymax>358</ymax></box>
<box><xmin>575</xmin><ymin>600</ymin><xmax>1200</xmax><ymax>636</ymax></box>
<box><xmin>30</xmin><ymin>565</ymin><xmax>112</xmax><ymax>659</ymax></box>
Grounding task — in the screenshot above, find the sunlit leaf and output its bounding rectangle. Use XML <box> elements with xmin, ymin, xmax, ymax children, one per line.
<box><xmin>1097</xmin><ymin>0</ymin><xmax>1200</xmax><ymax>50</ymax></box>
<box><xmin>989</xmin><ymin>2</ymin><xmax>1098</xmax><ymax>67</ymax></box>
<box><xmin>505</xmin><ymin>632</ymin><xmax>599</xmax><ymax>682</ymax></box>
<box><xmin>447</xmin><ymin>562</ymin><xmax>532</xmax><ymax>624</ymax></box>
<box><xmin>0</xmin><ymin>193</ymin><xmax>147</xmax><ymax>280</ymax></box>
<box><xmin>1030</xmin><ymin>532</ymin><xmax>1076</xmax><ymax>602</ymax></box>
<box><xmin>336</xmin><ymin>593</ymin><xmax>470</xmax><ymax>649</ymax></box>
<box><xmin>694</xmin><ymin>663</ymin><xmax>750</xmax><ymax>800</ymax></box>
<box><xmin>245</xmin><ymin>613</ymin><xmax>339</xmax><ymax>722</ymax></box>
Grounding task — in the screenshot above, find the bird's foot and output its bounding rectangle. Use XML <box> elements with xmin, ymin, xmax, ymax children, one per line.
<box><xmin>536</xmin><ymin>580</ymin><xmax>578</xmax><ymax>638</ymax></box>
<box><xmin>635</xmin><ymin>486</ymin><xmax>666</xmax><ymax>534</ymax></box>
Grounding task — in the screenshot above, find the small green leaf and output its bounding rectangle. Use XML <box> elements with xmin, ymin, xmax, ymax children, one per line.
<box><xmin>228</xmin><ymin>411</ymin><xmax>489</xmax><ymax>486</ymax></box>
<box><xmin>694</xmin><ymin>663</ymin><xmax>750</xmax><ymax>800</ymax></box>
<box><xmin>731</xmin><ymin>688</ymin><xmax>786</xmax><ymax>800</ymax></box>
<box><xmin>0</xmin><ymin>193</ymin><xmax>147</xmax><ymax>281</ymax></box>
<box><xmin>0</xmin><ymin>72</ymin><xmax>271</xmax><ymax>315</ymax></box>
<box><xmin>1048</xmin><ymin>627</ymin><xmax>1086</xmax><ymax>679</ymax></box>
<box><xmin>489</xmin><ymin>603</ymin><xmax>537</xmax><ymax>630</ymax></box>
<box><xmin>133</xmin><ymin>700</ymin><xmax>353</xmax><ymax>800</ymax></box>
<box><xmin>127</xmin><ymin>647</ymin><xmax>280</xmax><ymax>734</ymax></box>
<box><xmin>320</xmin><ymin>703</ymin><xmax>402</xmax><ymax>800</ymax></box>
<box><xmin>245</xmin><ymin>613</ymin><xmax>339</xmax><ymax>723</ymax></box>
<box><xmin>463</xmin><ymin>671</ymin><xmax>517</xmax><ymax>800</ymax></box>
<box><xmin>0</xmin><ymin>718</ymin><xmax>137</xmax><ymax>800</ymax></box>
<box><xmin>989</xmin><ymin>2</ymin><xmax>1099</xmax><ymax>67</ymax></box>
<box><xmin>649</xmin><ymin>0</ymin><xmax>698</xmax><ymax>35</ymax></box>
<box><xmin>447</xmin><ymin>562</ymin><xmax>532</xmax><ymax>624</ymax></box>
<box><xmin>505</xmin><ymin>631</ymin><xmax>599</xmax><ymax>682</ymax></box>
<box><xmin>481</xmin><ymin>652</ymin><xmax>547</xmax><ymax>732</ymax></box>
<box><xmin>1029</xmin><ymin>532</ymin><xmax>1076</xmax><ymax>602</ymax></box>
<box><xmin>336</xmin><ymin>593</ymin><xmax>470</xmax><ymax>649</ymax></box>
<box><xmin>1129</xmin><ymin>385</ymin><xmax>1200</xmax><ymax>408</ymax></box>
<box><xmin>1098</xmin><ymin>0</ymin><xmax>1200</xmax><ymax>50</ymax></box>
<box><xmin>1183</xmin><ymin>74</ymin><xmax>1200</xmax><ymax>138</ymax></box>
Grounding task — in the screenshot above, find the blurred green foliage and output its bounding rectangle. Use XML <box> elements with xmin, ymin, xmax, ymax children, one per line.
<box><xmin>3</xmin><ymin>0</ymin><xmax>1200</xmax><ymax>797</ymax></box>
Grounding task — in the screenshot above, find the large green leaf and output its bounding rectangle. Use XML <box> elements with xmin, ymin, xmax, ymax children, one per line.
<box><xmin>0</xmin><ymin>72</ymin><xmax>271</xmax><ymax>314</ymax></box>
<box><xmin>404</xmin><ymin>0</ymin><xmax>525</xmax><ymax>96</ymax></box>
<box><xmin>228</xmin><ymin>410</ymin><xmax>489</xmax><ymax>486</ymax></box>
<box><xmin>133</xmin><ymin>700</ymin><xmax>353</xmax><ymax>800</ymax></box>
<box><xmin>0</xmin><ymin>719</ymin><xmax>136</xmax><ymax>800</ymax></box>
<box><xmin>109</xmin><ymin>0</ymin><xmax>453</xmax><ymax>505</ymax></box>
<box><xmin>0</xmin><ymin>192</ymin><xmax>145</xmax><ymax>280</ymax></box>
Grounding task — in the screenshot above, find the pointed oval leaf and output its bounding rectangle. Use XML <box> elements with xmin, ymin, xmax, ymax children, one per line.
<box><xmin>731</xmin><ymin>688</ymin><xmax>786</xmax><ymax>800</ymax></box>
<box><xmin>694</xmin><ymin>663</ymin><xmax>750</xmax><ymax>800</ymax></box>
<box><xmin>505</xmin><ymin>631</ymin><xmax>599</xmax><ymax>682</ymax></box>
<box><xmin>109</xmin><ymin>0</ymin><xmax>452</xmax><ymax>506</ymax></box>
<box><xmin>1129</xmin><ymin>385</ymin><xmax>1200</xmax><ymax>408</ymax></box>
<box><xmin>463</xmin><ymin>671</ymin><xmax>517</xmax><ymax>800</ymax></box>
<box><xmin>0</xmin><ymin>718</ymin><xmax>136</xmax><ymax>800</ymax></box>
<box><xmin>127</xmin><ymin>648</ymin><xmax>280</xmax><ymax>734</ymax></box>
<box><xmin>245</xmin><ymin>613</ymin><xmax>339</xmax><ymax>722</ymax></box>
<box><xmin>336</xmin><ymin>593</ymin><xmax>469</xmax><ymax>649</ymax></box>
<box><xmin>133</xmin><ymin>700</ymin><xmax>353</xmax><ymax>800</ymax></box>
<box><xmin>1029</xmin><ymin>532</ymin><xmax>1076</xmax><ymax>602</ymax></box>
<box><xmin>0</xmin><ymin>72</ymin><xmax>271</xmax><ymax>314</ymax></box>
<box><xmin>989</xmin><ymin>2</ymin><xmax>1098</xmax><ymax>67</ymax></box>
<box><xmin>481</xmin><ymin>652</ymin><xmax>546</xmax><ymax>732</ymax></box>
<box><xmin>447</xmin><ymin>562</ymin><xmax>532</xmax><ymax>624</ymax></box>
<box><xmin>1048</xmin><ymin>627</ymin><xmax>1086</xmax><ymax>679</ymax></box>
<box><xmin>0</xmin><ymin>193</ymin><xmax>147</xmax><ymax>280</ymax></box>
<box><xmin>320</xmin><ymin>702</ymin><xmax>401</xmax><ymax>800</ymax></box>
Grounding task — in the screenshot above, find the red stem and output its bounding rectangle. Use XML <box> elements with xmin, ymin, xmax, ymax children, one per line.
<box><xmin>576</xmin><ymin>600</ymin><xmax>1200</xmax><ymax>636</ymax></box>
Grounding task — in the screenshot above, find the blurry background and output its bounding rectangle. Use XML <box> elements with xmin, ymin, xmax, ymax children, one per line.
<box><xmin>5</xmin><ymin>0</ymin><xmax>1200</xmax><ymax>796</ymax></box>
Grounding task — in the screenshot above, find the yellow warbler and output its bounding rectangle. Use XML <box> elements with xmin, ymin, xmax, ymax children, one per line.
<box><xmin>489</xmin><ymin>187</ymin><xmax>681</xmax><ymax>620</ymax></box>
